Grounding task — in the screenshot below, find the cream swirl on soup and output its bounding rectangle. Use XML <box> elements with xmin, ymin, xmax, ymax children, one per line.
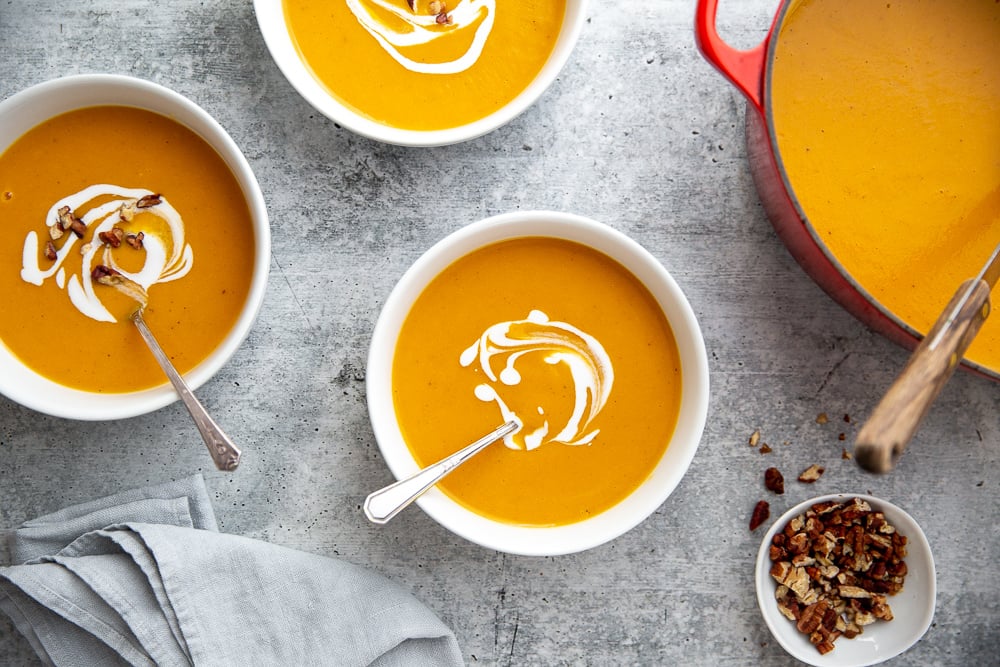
<box><xmin>345</xmin><ymin>0</ymin><xmax>495</xmax><ymax>75</ymax></box>
<box><xmin>460</xmin><ymin>310</ymin><xmax>614</xmax><ymax>451</ymax></box>
<box><xmin>20</xmin><ymin>184</ymin><xmax>193</xmax><ymax>323</ymax></box>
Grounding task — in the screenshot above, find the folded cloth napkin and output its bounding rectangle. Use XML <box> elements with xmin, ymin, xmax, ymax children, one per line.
<box><xmin>0</xmin><ymin>475</ymin><xmax>463</xmax><ymax>667</ymax></box>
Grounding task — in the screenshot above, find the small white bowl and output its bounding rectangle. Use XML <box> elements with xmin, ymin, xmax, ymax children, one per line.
<box><xmin>0</xmin><ymin>74</ymin><xmax>270</xmax><ymax>421</ymax></box>
<box><xmin>366</xmin><ymin>211</ymin><xmax>710</xmax><ymax>555</ymax></box>
<box><xmin>755</xmin><ymin>494</ymin><xmax>936</xmax><ymax>667</ymax></box>
<box><xmin>253</xmin><ymin>0</ymin><xmax>588</xmax><ymax>147</ymax></box>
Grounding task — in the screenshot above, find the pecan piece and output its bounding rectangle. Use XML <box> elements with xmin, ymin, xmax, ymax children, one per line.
<box><xmin>749</xmin><ymin>500</ymin><xmax>770</xmax><ymax>531</ymax></box>
<box><xmin>136</xmin><ymin>193</ymin><xmax>162</xmax><ymax>208</ymax></box>
<box><xmin>764</xmin><ymin>467</ymin><xmax>785</xmax><ymax>494</ymax></box>
<box><xmin>91</xmin><ymin>264</ymin><xmax>148</xmax><ymax>308</ymax></box>
<box><xmin>798</xmin><ymin>464</ymin><xmax>825</xmax><ymax>483</ymax></box>
<box><xmin>98</xmin><ymin>226</ymin><xmax>125</xmax><ymax>248</ymax></box>
<box><xmin>126</xmin><ymin>231</ymin><xmax>145</xmax><ymax>249</ymax></box>
<box><xmin>44</xmin><ymin>240</ymin><xmax>58</xmax><ymax>261</ymax></box>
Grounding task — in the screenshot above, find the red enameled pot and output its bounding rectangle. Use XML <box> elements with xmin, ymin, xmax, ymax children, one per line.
<box><xmin>693</xmin><ymin>0</ymin><xmax>996</xmax><ymax>379</ymax></box>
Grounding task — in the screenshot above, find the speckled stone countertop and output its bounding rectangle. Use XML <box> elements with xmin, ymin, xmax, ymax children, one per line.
<box><xmin>0</xmin><ymin>1</ymin><xmax>996</xmax><ymax>665</ymax></box>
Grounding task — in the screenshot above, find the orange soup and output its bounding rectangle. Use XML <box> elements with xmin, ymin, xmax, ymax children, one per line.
<box><xmin>0</xmin><ymin>106</ymin><xmax>255</xmax><ymax>393</ymax></box>
<box><xmin>392</xmin><ymin>237</ymin><xmax>683</xmax><ymax>526</ymax></box>
<box><xmin>283</xmin><ymin>0</ymin><xmax>566</xmax><ymax>131</ymax></box>
<box><xmin>770</xmin><ymin>0</ymin><xmax>1000</xmax><ymax>369</ymax></box>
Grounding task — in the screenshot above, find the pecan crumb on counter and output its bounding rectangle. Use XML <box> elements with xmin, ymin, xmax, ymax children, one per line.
<box><xmin>798</xmin><ymin>464</ymin><xmax>825</xmax><ymax>483</ymax></box>
<box><xmin>815</xmin><ymin>412</ymin><xmax>829</xmax><ymax>425</ymax></box>
<box><xmin>764</xmin><ymin>467</ymin><xmax>784</xmax><ymax>494</ymax></box>
<box><xmin>749</xmin><ymin>429</ymin><xmax>761</xmax><ymax>447</ymax></box>
<box><xmin>768</xmin><ymin>497</ymin><xmax>908</xmax><ymax>655</ymax></box>
<box><xmin>750</xmin><ymin>500</ymin><xmax>770</xmax><ymax>531</ymax></box>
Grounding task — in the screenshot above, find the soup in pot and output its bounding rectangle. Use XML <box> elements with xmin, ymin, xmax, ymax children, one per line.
<box><xmin>392</xmin><ymin>236</ymin><xmax>683</xmax><ymax>526</ymax></box>
<box><xmin>769</xmin><ymin>0</ymin><xmax>1000</xmax><ymax>369</ymax></box>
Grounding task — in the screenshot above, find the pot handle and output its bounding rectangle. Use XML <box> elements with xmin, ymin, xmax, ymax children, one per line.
<box><xmin>694</xmin><ymin>0</ymin><xmax>773</xmax><ymax>114</ymax></box>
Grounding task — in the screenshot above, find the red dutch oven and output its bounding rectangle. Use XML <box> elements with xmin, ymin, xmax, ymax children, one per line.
<box><xmin>693</xmin><ymin>0</ymin><xmax>997</xmax><ymax>380</ymax></box>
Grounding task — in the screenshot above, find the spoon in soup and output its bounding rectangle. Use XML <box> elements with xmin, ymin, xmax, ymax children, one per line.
<box><xmin>364</xmin><ymin>420</ymin><xmax>518</xmax><ymax>524</ymax></box>
<box><xmin>92</xmin><ymin>265</ymin><xmax>241</xmax><ymax>471</ymax></box>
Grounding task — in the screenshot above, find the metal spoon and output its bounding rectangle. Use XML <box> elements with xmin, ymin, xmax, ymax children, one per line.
<box><xmin>131</xmin><ymin>309</ymin><xmax>242</xmax><ymax>471</ymax></box>
<box><xmin>364</xmin><ymin>420</ymin><xmax>518</xmax><ymax>524</ymax></box>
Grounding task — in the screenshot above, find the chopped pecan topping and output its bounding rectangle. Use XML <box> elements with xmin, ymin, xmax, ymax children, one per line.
<box><xmin>764</xmin><ymin>467</ymin><xmax>785</xmax><ymax>494</ymax></box>
<box><xmin>750</xmin><ymin>500</ymin><xmax>770</xmax><ymax>531</ymax></box>
<box><xmin>126</xmin><ymin>231</ymin><xmax>145</xmax><ymax>249</ymax></box>
<box><xmin>91</xmin><ymin>264</ymin><xmax>148</xmax><ymax>308</ymax></box>
<box><xmin>136</xmin><ymin>193</ymin><xmax>162</xmax><ymax>209</ymax></box>
<box><xmin>798</xmin><ymin>464</ymin><xmax>825</xmax><ymax>483</ymax></box>
<box><xmin>58</xmin><ymin>206</ymin><xmax>87</xmax><ymax>238</ymax></box>
<box><xmin>119</xmin><ymin>200</ymin><xmax>137</xmax><ymax>222</ymax></box>
<box><xmin>57</xmin><ymin>205</ymin><xmax>76</xmax><ymax>230</ymax></box>
<box><xmin>435</xmin><ymin>10</ymin><xmax>453</xmax><ymax>24</ymax></box>
<box><xmin>48</xmin><ymin>223</ymin><xmax>64</xmax><ymax>241</ymax></box>
<box><xmin>98</xmin><ymin>226</ymin><xmax>125</xmax><ymax>248</ymax></box>
<box><xmin>428</xmin><ymin>0</ymin><xmax>444</xmax><ymax>12</ymax></box>
<box><xmin>44</xmin><ymin>240</ymin><xmax>58</xmax><ymax>261</ymax></box>
<box><xmin>406</xmin><ymin>0</ymin><xmax>415</xmax><ymax>9</ymax></box>
<box><xmin>91</xmin><ymin>264</ymin><xmax>120</xmax><ymax>283</ymax></box>
<box><xmin>769</xmin><ymin>497</ymin><xmax>908</xmax><ymax>654</ymax></box>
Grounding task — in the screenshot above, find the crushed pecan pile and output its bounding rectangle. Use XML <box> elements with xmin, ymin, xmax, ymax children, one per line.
<box><xmin>769</xmin><ymin>497</ymin><xmax>908</xmax><ymax>655</ymax></box>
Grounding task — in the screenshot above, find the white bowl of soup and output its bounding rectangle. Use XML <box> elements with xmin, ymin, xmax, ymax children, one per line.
<box><xmin>367</xmin><ymin>211</ymin><xmax>710</xmax><ymax>555</ymax></box>
<box><xmin>253</xmin><ymin>0</ymin><xmax>588</xmax><ymax>147</ymax></box>
<box><xmin>0</xmin><ymin>74</ymin><xmax>270</xmax><ymax>420</ymax></box>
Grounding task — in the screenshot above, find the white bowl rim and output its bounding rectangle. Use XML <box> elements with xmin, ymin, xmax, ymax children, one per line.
<box><xmin>366</xmin><ymin>210</ymin><xmax>710</xmax><ymax>555</ymax></box>
<box><xmin>0</xmin><ymin>73</ymin><xmax>271</xmax><ymax>421</ymax></box>
<box><xmin>754</xmin><ymin>493</ymin><xmax>937</xmax><ymax>667</ymax></box>
<box><xmin>252</xmin><ymin>0</ymin><xmax>589</xmax><ymax>147</ymax></box>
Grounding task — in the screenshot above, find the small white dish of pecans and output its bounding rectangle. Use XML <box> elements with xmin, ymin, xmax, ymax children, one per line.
<box><xmin>755</xmin><ymin>494</ymin><xmax>935</xmax><ymax>667</ymax></box>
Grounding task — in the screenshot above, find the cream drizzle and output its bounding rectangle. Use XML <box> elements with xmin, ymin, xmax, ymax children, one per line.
<box><xmin>20</xmin><ymin>184</ymin><xmax>193</xmax><ymax>323</ymax></box>
<box><xmin>345</xmin><ymin>0</ymin><xmax>495</xmax><ymax>75</ymax></box>
<box><xmin>460</xmin><ymin>310</ymin><xmax>614</xmax><ymax>451</ymax></box>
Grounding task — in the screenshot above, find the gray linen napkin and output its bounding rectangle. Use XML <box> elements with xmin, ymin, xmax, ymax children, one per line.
<box><xmin>0</xmin><ymin>475</ymin><xmax>463</xmax><ymax>667</ymax></box>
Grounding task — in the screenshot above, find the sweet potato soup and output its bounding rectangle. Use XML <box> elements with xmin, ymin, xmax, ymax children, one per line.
<box><xmin>392</xmin><ymin>237</ymin><xmax>683</xmax><ymax>526</ymax></box>
<box><xmin>770</xmin><ymin>0</ymin><xmax>1000</xmax><ymax>369</ymax></box>
<box><xmin>0</xmin><ymin>106</ymin><xmax>255</xmax><ymax>393</ymax></box>
<box><xmin>283</xmin><ymin>0</ymin><xmax>566</xmax><ymax>131</ymax></box>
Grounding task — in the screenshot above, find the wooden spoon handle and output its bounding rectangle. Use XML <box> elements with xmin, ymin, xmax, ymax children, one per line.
<box><xmin>854</xmin><ymin>279</ymin><xmax>991</xmax><ymax>473</ymax></box>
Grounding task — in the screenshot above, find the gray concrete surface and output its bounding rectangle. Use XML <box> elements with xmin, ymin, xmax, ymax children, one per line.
<box><xmin>0</xmin><ymin>1</ymin><xmax>996</xmax><ymax>665</ymax></box>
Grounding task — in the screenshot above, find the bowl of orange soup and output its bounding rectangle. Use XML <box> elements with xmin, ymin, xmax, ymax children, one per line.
<box><xmin>0</xmin><ymin>75</ymin><xmax>270</xmax><ymax>420</ymax></box>
<box><xmin>253</xmin><ymin>0</ymin><xmax>587</xmax><ymax>146</ymax></box>
<box><xmin>366</xmin><ymin>211</ymin><xmax>710</xmax><ymax>555</ymax></box>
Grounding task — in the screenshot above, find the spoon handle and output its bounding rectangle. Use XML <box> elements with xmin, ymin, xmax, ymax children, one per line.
<box><xmin>364</xmin><ymin>421</ymin><xmax>518</xmax><ymax>525</ymax></box>
<box><xmin>131</xmin><ymin>310</ymin><xmax>242</xmax><ymax>471</ymax></box>
<box><xmin>854</xmin><ymin>279</ymin><xmax>991</xmax><ymax>474</ymax></box>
